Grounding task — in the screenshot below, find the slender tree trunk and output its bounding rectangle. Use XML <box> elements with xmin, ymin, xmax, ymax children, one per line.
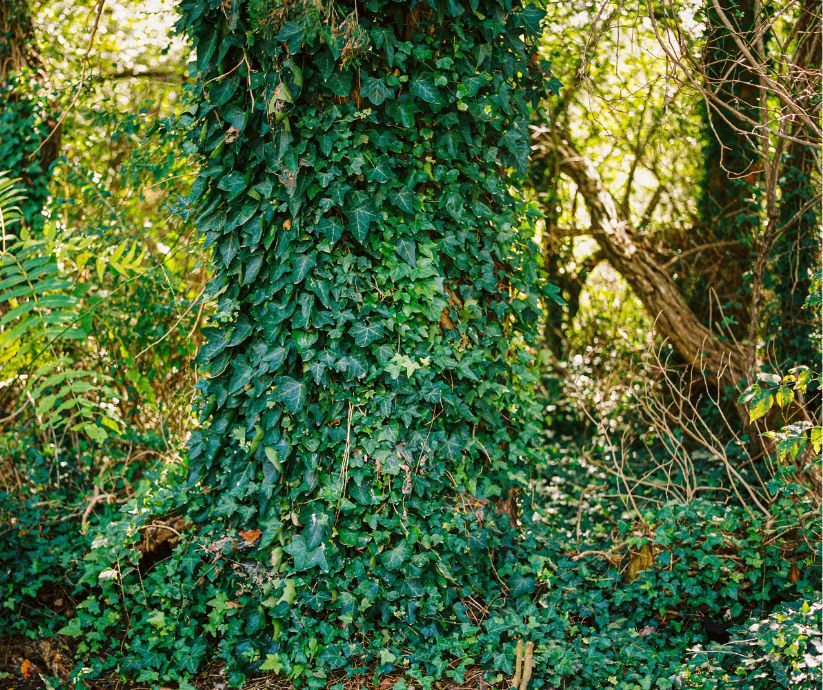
<box><xmin>689</xmin><ymin>0</ymin><xmax>761</xmax><ymax>334</ymax></box>
<box><xmin>0</xmin><ymin>0</ymin><xmax>59</xmax><ymax>223</ymax></box>
<box><xmin>772</xmin><ymin>0</ymin><xmax>821</xmax><ymax>366</ymax></box>
<box><xmin>541</xmin><ymin>154</ymin><xmax>566</xmax><ymax>354</ymax></box>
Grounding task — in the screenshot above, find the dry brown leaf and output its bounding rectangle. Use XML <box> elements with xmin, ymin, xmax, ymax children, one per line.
<box><xmin>239</xmin><ymin>529</ymin><xmax>263</xmax><ymax>544</ymax></box>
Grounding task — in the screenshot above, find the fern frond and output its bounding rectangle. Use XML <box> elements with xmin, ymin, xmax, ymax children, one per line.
<box><xmin>0</xmin><ymin>173</ymin><xmax>25</xmax><ymax>239</ymax></box>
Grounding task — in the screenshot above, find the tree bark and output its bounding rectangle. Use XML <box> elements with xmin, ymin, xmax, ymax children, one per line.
<box><xmin>691</xmin><ymin>0</ymin><xmax>761</xmax><ymax>332</ymax></box>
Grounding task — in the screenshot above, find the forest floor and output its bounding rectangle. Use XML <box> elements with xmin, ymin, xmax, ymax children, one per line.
<box><xmin>1</xmin><ymin>431</ymin><xmax>819</xmax><ymax>690</ymax></box>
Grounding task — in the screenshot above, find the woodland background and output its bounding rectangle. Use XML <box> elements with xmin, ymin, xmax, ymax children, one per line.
<box><xmin>0</xmin><ymin>0</ymin><xmax>820</xmax><ymax>688</ymax></box>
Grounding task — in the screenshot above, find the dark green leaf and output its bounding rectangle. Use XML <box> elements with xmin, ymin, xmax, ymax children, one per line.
<box><xmin>273</xmin><ymin>376</ymin><xmax>307</xmax><ymax>413</ymax></box>
<box><xmin>410</xmin><ymin>75</ymin><xmax>439</xmax><ymax>104</ymax></box>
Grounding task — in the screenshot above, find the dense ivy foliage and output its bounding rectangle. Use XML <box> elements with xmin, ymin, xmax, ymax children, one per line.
<box><xmin>0</xmin><ymin>80</ymin><xmax>52</xmax><ymax>224</ymax></box>
<box><xmin>3</xmin><ymin>2</ymin><xmax>820</xmax><ymax>689</ymax></box>
<box><xmin>0</xmin><ymin>0</ymin><xmax>55</xmax><ymax>224</ymax></box>
<box><xmin>184</xmin><ymin>0</ymin><xmax>546</xmax><ymax>676</ymax></box>
<box><xmin>66</xmin><ymin>0</ymin><xmax>548</xmax><ymax>685</ymax></box>
<box><xmin>66</xmin><ymin>438</ymin><xmax>821</xmax><ymax>689</ymax></box>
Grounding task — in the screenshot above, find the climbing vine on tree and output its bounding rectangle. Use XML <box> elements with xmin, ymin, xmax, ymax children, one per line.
<box><xmin>70</xmin><ymin>0</ymin><xmax>549</xmax><ymax>686</ymax></box>
<box><xmin>0</xmin><ymin>0</ymin><xmax>56</xmax><ymax>224</ymax></box>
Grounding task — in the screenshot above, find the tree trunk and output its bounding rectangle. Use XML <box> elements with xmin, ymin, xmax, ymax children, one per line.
<box><xmin>691</xmin><ymin>0</ymin><xmax>761</xmax><ymax>333</ymax></box>
<box><xmin>173</xmin><ymin>0</ymin><xmax>546</xmax><ymax>678</ymax></box>
<box><xmin>534</xmin><ymin>135</ymin><xmax>747</xmax><ymax>389</ymax></box>
<box><xmin>772</xmin><ymin>0</ymin><xmax>821</xmax><ymax>367</ymax></box>
<box><xmin>0</xmin><ymin>0</ymin><xmax>59</xmax><ymax>224</ymax></box>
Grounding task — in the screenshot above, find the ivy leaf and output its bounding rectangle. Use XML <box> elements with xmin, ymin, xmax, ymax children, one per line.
<box><xmin>277</xmin><ymin>21</ymin><xmax>304</xmax><ymax>53</ymax></box>
<box><xmin>410</xmin><ymin>75</ymin><xmax>439</xmax><ymax>104</ymax></box>
<box><xmin>443</xmin><ymin>190</ymin><xmax>464</xmax><ymax>220</ymax></box>
<box><xmin>441</xmin><ymin>435</ymin><xmax>464</xmax><ymax>460</ymax></box>
<box><xmin>242</xmin><ymin>253</ymin><xmax>264</xmax><ymax>285</ymax></box>
<box><xmin>380</xmin><ymin>541</ymin><xmax>410</xmax><ymax>571</ymax></box>
<box><xmin>389</xmin><ymin>187</ymin><xmax>415</xmax><ymax>214</ymax></box>
<box><xmin>273</xmin><ymin>376</ymin><xmax>307</xmax><ymax>413</ymax></box>
<box><xmin>317</xmin><ymin>169</ymin><xmax>338</xmax><ymax>188</ymax></box>
<box><xmin>325</xmin><ymin>70</ymin><xmax>353</xmax><ymax>97</ymax></box>
<box><xmin>508</xmin><ymin>572</ymin><xmax>536</xmax><ymax>597</ymax></box>
<box><xmin>292</xmin><ymin>253</ymin><xmax>316</xmax><ymax>283</ymax></box>
<box><xmin>223</xmin><ymin>105</ymin><xmax>247</xmax><ymax>132</ymax></box>
<box><xmin>285</xmin><ymin>535</ymin><xmax>328</xmax><ymax>571</ymax></box>
<box><xmin>438</xmin><ymin>131</ymin><xmax>458</xmax><ymax>159</ymax></box>
<box><xmin>366</xmin><ymin>157</ymin><xmax>392</xmax><ymax>184</ymax></box>
<box><xmin>208</xmin><ymin>79</ymin><xmax>236</xmax><ymax>106</ymax></box>
<box><xmin>303</xmin><ymin>511</ymin><xmax>328</xmax><ymax>549</ymax></box>
<box><xmin>264</xmin><ymin>446</ymin><xmax>282</xmax><ymax>471</ymax></box>
<box><xmin>394</xmin><ymin>102</ymin><xmax>415</xmax><ymax>128</ymax></box>
<box><xmin>350</xmin><ymin>321</ymin><xmax>384</xmax><ymax>347</ymax></box>
<box><xmin>308</xmin><ymin>359</ymin><xmax>327</xmax><ymax>385</ymax></box>
<box><xmin>361</xmin><ymin>76</ymin><xmax>393</xmax><ymax>106</ymax></box>
<box><xmin>338</xmin><ymin>355</ymin><xmax>367</xmax><ymax>380</ymax></box>
<box><xmin>259</xmin><ymin>654</ymin><xmax>283</xmax><ymax>673</ymax></box>
<box><xmin>57</xmin><ymin>618</ymin><xmax>83</xmax><ymax>638</ymax></box>
<box><xmin>545</xmin><ymin>282</ymin><xmax>567</xmax><ymax>306</ymax></box>
<box><xmin>262</xmin><ymin>345</ymin><xmax>288</xmax><ymax>371</ymax></box>
<box><xmin>278</xmin><ymin>579</ymin><xmax>297</xmax><ymax>605</ymax></box>
<box><xmin>347</xmin><ymin>193</ymin><xmax>376</xmax><ymax>243</ymax></box>
<box><xmin>316</xmin><ymin>216</ymin><xmax>344</xmax><ymax>245</ymax></box>
<box><xmin>518</xmin><ymin>6</ymin><xmax>546</xmax><ymax>34</ymax></box>
<box><xmin>217</xmin><ymin>172</ymin><xmax>246</xmax><ymax>196</ymax></box>
<box><xmin>218</xmin><ymin>234</ymin><xmax>238</xmax><ymax>267</ymax></box>
<box><xmin>395</xmin><ymin>237</ymin><xmax>416</xmax><ymax>267</ymax></box>
<box><xmin>228</xmin><ymin>360</ymin><xmax>254</xmax><ymax>394</ymax></box>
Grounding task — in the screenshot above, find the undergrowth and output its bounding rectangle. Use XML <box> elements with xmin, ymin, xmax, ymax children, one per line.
<box><xmin>2</xmin><ymin>425</ymin><xmax>819</xmax><ymax>689</ymax></box>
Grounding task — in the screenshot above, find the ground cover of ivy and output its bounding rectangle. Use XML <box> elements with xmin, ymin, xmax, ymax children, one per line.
<box><xmin>3</xmin><ymin>434</ymin><xmax>818</xmax><ymax>689</ymax></box>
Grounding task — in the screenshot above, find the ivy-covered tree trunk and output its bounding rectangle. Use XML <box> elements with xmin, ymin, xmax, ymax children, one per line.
<box><xmin>771</xmin><ymin>0</ymin><xmax>821</xmax><ymax>367</ymax></box>
<box><xmin>177</xmin><ymin>0</ymin><xmax>543</xmax><ymax>682</ymax></box>
<box><xmin>0</xmin><ymin>0</ymin><xmax>58</xmax><ymax>224</ymax></box>
<box><xmin>691</xmin><ymin>0</ymin><xmax>761</xmax><ymax>335</ymax></box>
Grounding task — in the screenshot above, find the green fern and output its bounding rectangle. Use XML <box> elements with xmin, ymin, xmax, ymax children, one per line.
<box><xmin>0</xmin><ymin>173</ymin><xmax>122</xmax><ymax>442</ymax></box>
<box><xmin>0</xmin><ymin>173</ymin><xmax>25</xmax><ymax>243</ymax></box>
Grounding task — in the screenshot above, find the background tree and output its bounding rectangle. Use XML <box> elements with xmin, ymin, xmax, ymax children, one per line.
<box><xmin>0</xmin><ymin>0</ymin><xmax>59</xmax><ymax>221</ymax></box>
<box><xmin>531</xmin><ymin>0</ymin><xmax>821</xmax><ymax>393</ymax></box>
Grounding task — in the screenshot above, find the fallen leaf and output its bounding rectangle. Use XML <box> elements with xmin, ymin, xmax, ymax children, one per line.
<box><xmin>20</xmin><ymin>659</ymin><xmax>33</xmax><ymax>679</ymax></box>
<box><xmin>239</xmin><ymin>529</ymin><xmax>263</xmax><ymax>544</ymax></box>
<box><xmin>789</xmin><ymin>563</ymin><xmax>801</xmax><ymax>583</ymax></box>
